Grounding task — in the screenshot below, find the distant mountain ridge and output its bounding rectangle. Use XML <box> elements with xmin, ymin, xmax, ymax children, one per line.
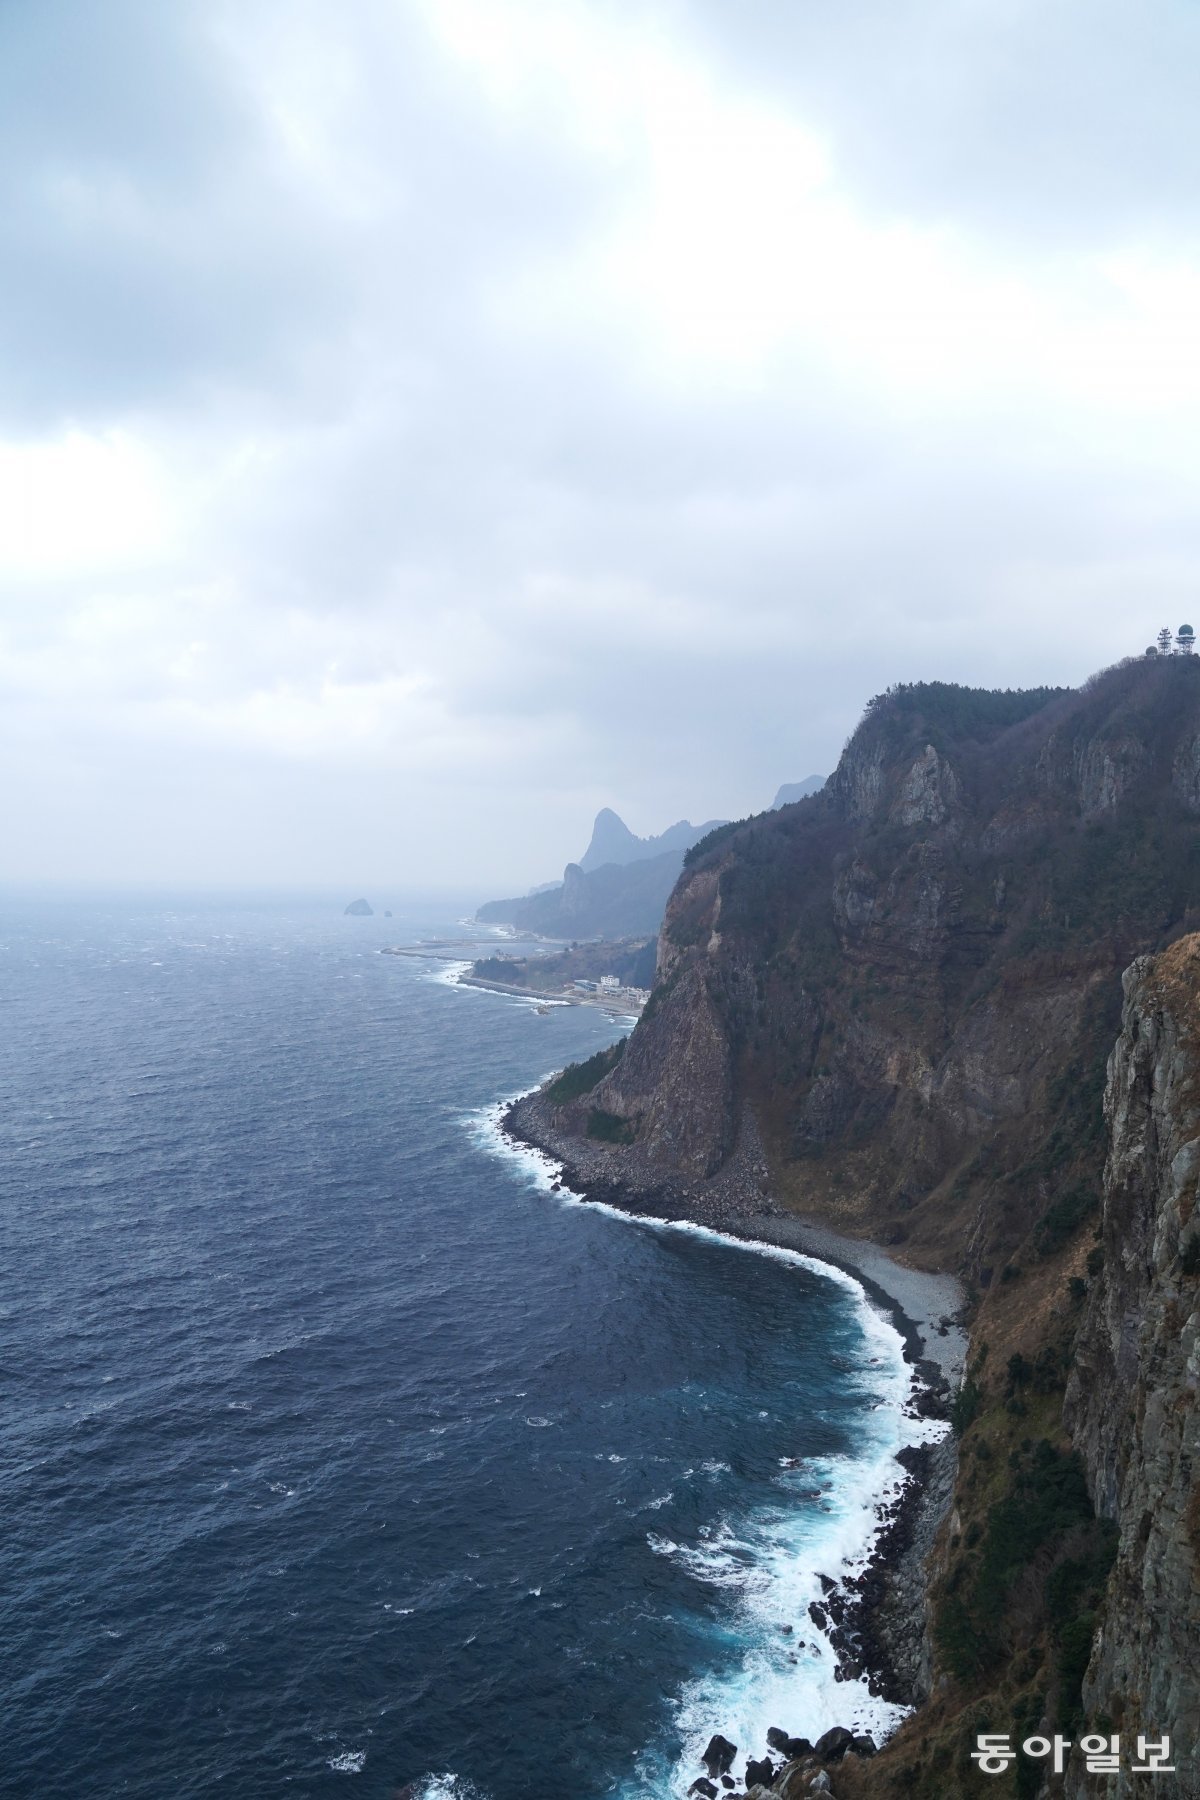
<box><xmin>477</xmin><ymin>809</ymin><xmax>726</xmax><ymax>939</ymax></box>
<box><xmin>771</xmin><ymin>774</ymin><xmax>825</xmax><ymax>808</ymax></box>
<box><xmin>578</xmin><ymin>808</ymin><xmax>725</xmax><ymax>874</ymax></box>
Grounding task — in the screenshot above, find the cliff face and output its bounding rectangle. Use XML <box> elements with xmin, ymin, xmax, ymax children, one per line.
<box><xmin>570</xmin><ymin>666</ymin><xmax>1200</xmax><ymax>1283</ymax></box>
<box><xmin>1064</xmin><ymin>941</ymin><xmax>1200</xmax><ymax>1796</ymax></box>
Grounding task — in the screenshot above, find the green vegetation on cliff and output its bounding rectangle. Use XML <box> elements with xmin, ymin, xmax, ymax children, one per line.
<box><xmin>545</xmin><ymin>1038</ymin><xmax>626</xmax><ymax>1104</ymax></box>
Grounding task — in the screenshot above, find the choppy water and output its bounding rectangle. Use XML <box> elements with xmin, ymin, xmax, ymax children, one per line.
<box><xmin>1</xmin><ymin>897</ymin><xmax>927</xmax><ymax>1799</ymax></box>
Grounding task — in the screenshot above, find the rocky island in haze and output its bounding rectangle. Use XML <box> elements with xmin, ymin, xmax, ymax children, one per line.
<box><xmin>344</xmin><ymin>897</ymin><xmax>374</xmax><ymax>916</ymax></box>
<box><xmin>504</xmin><ymin>653</ymin><xmax>1200</xmax><ymax>1799</ymax></box>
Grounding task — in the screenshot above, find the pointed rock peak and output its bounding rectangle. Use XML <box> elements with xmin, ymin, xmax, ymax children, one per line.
<box><xmin>579</xmin><ymin>809</ymin><xmax>644</xmax><ymax>872</ymax></box>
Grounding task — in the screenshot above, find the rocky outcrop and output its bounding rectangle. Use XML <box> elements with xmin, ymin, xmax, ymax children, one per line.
<box><xmin>593</xmin><ymin>960</ymin><xmax>737</xmax><ymax>1177</ymax></box>
<box><xmin>1036</xmin><ymin>722</ymin><xmax>1152</xmax><ymax>817</ymax></box>
<box><xmin>1064</xmin><ymin>938</ymin><xmax>1200</xmax><ymax>1796</ymax></box>
<box><xmin>1172</xmin><ymin>735</ymin><xmax>1200</xmax><ymax>812</ymax></box>
<box><xmin>892</xmin><ymin>744</ymin><xmax>960</xmax><ymax>828</ymax></box>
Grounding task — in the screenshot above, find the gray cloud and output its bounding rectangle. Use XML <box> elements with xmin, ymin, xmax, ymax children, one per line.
<box><xmin>3</xmin><ymin>0</ymin><xmax>1199</xmax><ymax>892</ymax></box>
<box><xmin>689</xmin><ymin>0</ymin><xmax>1200</xmax><ymax>245</ymax></box>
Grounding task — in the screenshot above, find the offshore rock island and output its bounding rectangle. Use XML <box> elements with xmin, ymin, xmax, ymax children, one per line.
<box><xmin>503</xmin><ymin>657</ymin><xmax>1200</xmax><ymax>1799</ymax></box>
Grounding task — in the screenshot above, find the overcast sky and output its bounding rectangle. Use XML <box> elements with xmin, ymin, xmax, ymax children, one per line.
<box><xmin>6</xmin><ymin>0</ymin><xmax>1200</xmax><ymax>893</ymax></box>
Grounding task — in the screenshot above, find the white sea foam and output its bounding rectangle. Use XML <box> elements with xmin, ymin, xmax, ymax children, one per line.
<box><xmin>427</xmin><ymin>959</ymin><xmax>474</xmax><ymax>989</ymax></box>
<box><xmin>413</xmin><ymin>1774</ymin><xmax>491</xmax><ymax>1800</ymax></box>
<box><xmin>328</xmin><ymin>1749</ymin><xmax>366</xmax><ymax>1773</ymax></box>
<box><xmin>468</xmin><ymin>1085</ymin><xmax>949</xmax><ymax>1791</ymax></box>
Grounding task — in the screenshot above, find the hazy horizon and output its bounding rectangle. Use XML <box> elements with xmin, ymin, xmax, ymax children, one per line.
<box><xmin>7</xmin><ymin>1</ymin><xmax>1200</xmax><ymax>890</ymax></box>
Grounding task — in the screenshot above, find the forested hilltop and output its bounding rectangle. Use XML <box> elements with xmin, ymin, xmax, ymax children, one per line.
<box><xmin>510</xmin><ymin>655</ymin><xmax>1200</xmax><ymax>1799</ymax></box>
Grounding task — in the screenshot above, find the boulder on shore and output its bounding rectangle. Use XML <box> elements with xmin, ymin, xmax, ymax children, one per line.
<box><xmin>814</xmin><ymin>1725</ymin><xmax>855</xmax><ymax>1762</ymax></box>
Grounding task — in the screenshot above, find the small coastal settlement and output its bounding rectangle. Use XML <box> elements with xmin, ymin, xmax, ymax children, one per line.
<box><xmin>381</xmin><ymin>936</ymin><xmax>652</xmax><ymax>1017</ymax></box>
<box><xmin>460</xmin><ymin>960</ymin><xmax>651</xmax><ymax>1016</ymax></box>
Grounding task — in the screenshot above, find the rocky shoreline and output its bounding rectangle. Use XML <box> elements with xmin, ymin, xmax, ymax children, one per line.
<box><xmin>500</xmin><ymin>1086</ymin><xmax>966</xmax><ymax>1792</ymax></box>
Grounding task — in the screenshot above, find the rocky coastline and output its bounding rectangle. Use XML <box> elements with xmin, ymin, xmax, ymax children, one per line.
<box><xmin>500</xmin><ymin>1085</ymin><xmax>966</xmax><ymax>1794</ymax></box>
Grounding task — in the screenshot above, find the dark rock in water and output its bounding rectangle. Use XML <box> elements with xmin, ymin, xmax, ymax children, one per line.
<box><xmin>816</xmin><ymin>1572</ymin><xmax>836</xmax><ymax>1594</ymax></box>
<box><xmin>689</xmin><ymin>1782</ymin><xmax>718</xmax><ymax>1798</ymax></box>
<box><xmin>851</xmin><ymin>1734</ymin><xmax>877</xmax><ymax>1757</ymax></box>
<box><xmin>344</xmin><ymin>898</ymin><xmax>373</xmax><ymax>916</ymax></box>
<box><xmin>702</xmin><ymin>1735</ymin><xmax>737</xmax><ymax>1777</ymax></box>
<box><xmin>779</xmin><ymin>1623</ymin><xmax>793</xmax><ymax>1634</ymax></box>
<box><xmin>808</xmin><ymin>1601</ymin><xmax>828</xmax><ymax>1629</ymax></box>
<box><xmin>721</xmin><ymin>1780</ymin><xmax>735</xmax><ymax>1792</ymax></box>
<box><xmin>814</xmin><ymin>1725</ymin><xmax>855</xmax><ymax>1761</ymax></box>
<box><xmin>384</xmin><ymin>910</ymin><xmax>393</xmax><ymax>918</ymax></box>
<box><xmin>744</xmin><ymin>1756</ymin><xmax>775</xmax><ymax>1788</ymax></box>
<box><xmin>785</xmin><ymin>1737</ymin><xmax>813</xmax><ymax>1757</ymax></box>
<box><xmin>766</xmin><ymin>1727</ymin><xmax>792</xmax><ymax>1752</ymax></box>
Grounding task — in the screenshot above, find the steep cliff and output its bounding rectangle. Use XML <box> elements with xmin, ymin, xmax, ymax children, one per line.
<box><xmin>1063</xmin><ymin>940</ymin><xmax>1200</xmax><ymax>1797</ymax></box>
<box><xmin>510</xmin><ymin>656</ymin><xmax>1200</xmax><ymax>1796</ymax></box>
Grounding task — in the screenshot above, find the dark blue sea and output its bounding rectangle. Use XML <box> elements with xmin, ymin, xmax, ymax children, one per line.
<box><xmin>1</xmin><ymin>897</ymin><xmax>920</xmax><ymax>1800</ymax></box>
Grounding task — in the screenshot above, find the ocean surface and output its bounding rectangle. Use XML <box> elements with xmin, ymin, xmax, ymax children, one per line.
<box><xmin>1</xmin><ymin>897</ymin><xmax>928</xmax><ymax>1800</ymax></box>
